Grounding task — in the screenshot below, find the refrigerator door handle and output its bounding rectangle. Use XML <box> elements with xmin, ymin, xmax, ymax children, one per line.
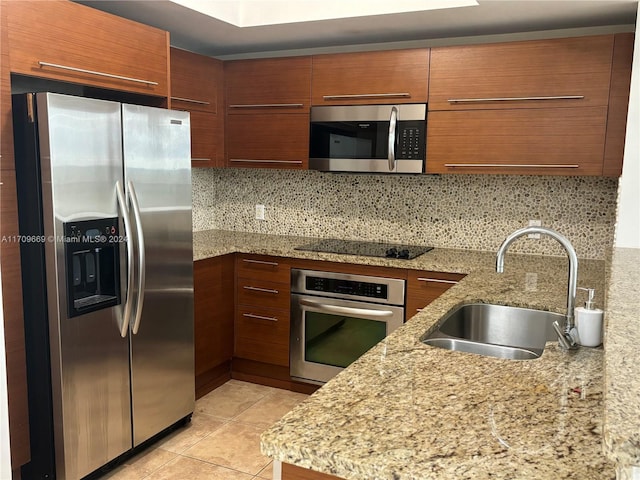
<box><xmin>115</xmin><ymin>181</ymin><xmax>134</xmax><ymax>338</ymax></box>
<box><xmin>127</xmin><ymin>180</ymin><xmax>146</xmax><ymax>335</ymax></box>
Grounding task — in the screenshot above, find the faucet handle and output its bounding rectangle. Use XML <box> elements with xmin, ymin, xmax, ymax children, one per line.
<box><xmin>577</xmin><ymin>286</ymin><xmax>596</xmax><ymax>309</ymax></box>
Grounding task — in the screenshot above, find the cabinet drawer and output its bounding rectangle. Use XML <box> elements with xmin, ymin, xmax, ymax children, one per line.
<box><xmin>236</xmin><ymin>255</ymin><xmax>290</xmax><ymax>284</ymax></box>
<box><xmin>311</xmin><ymin>49</ymin><xmax>429</xmax><ymax>105</ymax></box>
<box><xmin>426</xmin><ymin>107</ymin><xmax>608</xmax><ymax>175</ymax></box>
<box><xmin>429</xmin><ymin>35</ymin><xmax>613</xmax><ymax>111</ymax></box>
<box><xmin>406</xmin><ymin>271</ymin><xmax>465</xmax><ymax>321</ymax></box>
<box><xmin>235</xmin><ymin>306</ymin><xmax>290</xmax><ymax>366</ymax></box>
<box><xmin>237</xmin><ymin>278</ymin><xmax>290</xmax><ymax>310</ymax></box>
<box><xmin>225</xmin><ymin>56</ymin><xmax>311</xmax><ymax>113</ymax></box>
<box><xmin>7</xmin><ymin>1</ymin><xmax>169</xmax><ymax>97</ymax></box>
<box><xmin>226</xmin><ymin>113</ymin><xmax>309</xmax><ymax>169</ymax></box>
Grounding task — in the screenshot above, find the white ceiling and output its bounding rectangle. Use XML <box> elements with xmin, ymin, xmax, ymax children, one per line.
<box><xmin>77</xmin><ymin>0</ymin><xmax>637</xmax><ymax>57</ymax></box>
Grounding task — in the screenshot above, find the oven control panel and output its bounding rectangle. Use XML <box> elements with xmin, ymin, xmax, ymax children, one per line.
<box><xmin>305</xmin><ymin>276</ymin><xmax>388</xmax><ymax>300</ymax></box>
<box><xmin>292</xmin><ymin>269</ymin><xmax>406</xmax><ymax>306</ymax></box>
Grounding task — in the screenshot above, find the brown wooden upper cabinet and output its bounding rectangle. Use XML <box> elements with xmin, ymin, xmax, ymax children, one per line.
<box><xmin>170</xmin><ymin>48</ymin><xmax>225</xmax><ymax>167</ymax></box>
<box><xmin>225</xmin><ymin>57</ymin><xmax>311</xmax><ymax>169</ymax></box>
<box><xmin>426</xmin><ymin>34</ymin><xmax>633</xmax><ymax>176</ymax></box>
<box><xmin>6</xmin><ymin>0</ymin><xmax>169</xmax><ymax>97</ymax></box>
<box><xmin>311</xmin><ymin>49</ymin><xmax>429</xmax><ymax>105</ymax></box>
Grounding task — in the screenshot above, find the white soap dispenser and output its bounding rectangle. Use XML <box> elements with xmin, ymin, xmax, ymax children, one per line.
<box><xmin>574</xmin><ymin>287</ymin><xmax>604</xmax><ymax>347</ymax></box>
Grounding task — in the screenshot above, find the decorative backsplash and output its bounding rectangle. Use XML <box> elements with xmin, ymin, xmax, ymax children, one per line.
<box><xmin>192</xmin><ymin>168</ymin><xmax>618</xmax><ymax>260</ymax></box>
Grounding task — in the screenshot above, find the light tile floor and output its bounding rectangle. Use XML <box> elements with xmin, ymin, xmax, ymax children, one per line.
<box><xmin>102</xmin><ymin>380</ymin><xmax>308</xmax><ymax>480</ymax></box>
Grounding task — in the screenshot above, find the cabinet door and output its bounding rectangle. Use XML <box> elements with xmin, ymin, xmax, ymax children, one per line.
<box><xmin>426</xmin><ymin>107</ymin><xmax>608</xmax><ymax>175</ymax></box>
<box><xmin>311</xmin><ymin>49</ymin><xmax>429</xmax><ymax>105</ymax></box>
<box><xmin>189</xmin><ymin>111</ymin><xmax>224</xmax><ymax>167</ymax></box>
<box><xmin>170</xmin><ymin>48</ymin><xmax>224</xmax><ymax>167</ymax></box>
<box><xmin>603</xmin><ymin>33</ymin><xmax>635</xmax><ymax>177</ymax></box>
<box><xmin>6</xmin><ymin>1</ymin><xmax>169</xmax><ymax>97</ymax></box>
<box><xmin>170</xmin><ymin>48</ymin><xmax>221</xmax><ymax>114</ymax></box>
<box><xmin>226</xmin><ymin>113</ymin><xmax>309</xmax><ymax>169</ymax></box>
<box><xmin>406</xmin><ymin>271</ymin><xmax>465</xmax><ymax>321</ymax></box>
<box><xmin>194</xmin><ymin>256</ymin><xmax>234</xmax><ymax>397</ymax></box>
<box><xmin>226</xmin><ymin>56</ymin><xmax>311</xmax><ymax>113</ymax></box>
<box><xmin>429</xmin><ymin>36</ymin><xmax>613</xmax><ymax>111</ymax></box>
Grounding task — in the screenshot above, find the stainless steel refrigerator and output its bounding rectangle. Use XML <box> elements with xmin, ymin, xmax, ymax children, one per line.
<box><xmin>12</xmin><ymin>92</ymin><xmax>194</xmax><ymax>480</ymax></box>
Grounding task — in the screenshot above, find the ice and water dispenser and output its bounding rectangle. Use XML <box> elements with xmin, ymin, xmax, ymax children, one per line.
<box><xmin>63</xmin><ymin>218</ymin><xmax>121</xmax><ymax>318</ymax></box>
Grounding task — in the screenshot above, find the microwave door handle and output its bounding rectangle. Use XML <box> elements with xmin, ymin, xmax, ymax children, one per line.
<box><xmin>299</xmin><ymin>298</ymin><xmax>394</xmax><ymax>318</ymax></box>
<box><xmin>388</xmin><ymin>105</ymin><xmax>398</xmax><ymax>171</ymax></box>
<box><xmin>115</xmin><ymin>181</ymin><xmax>134</xmax><ymax>338</ymax></box>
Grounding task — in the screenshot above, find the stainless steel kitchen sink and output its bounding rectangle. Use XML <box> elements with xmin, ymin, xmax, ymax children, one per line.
<box><xmin>420</xmin><ymin>303</ymin><xmax>563</xmax><ymax>360</ymax></box>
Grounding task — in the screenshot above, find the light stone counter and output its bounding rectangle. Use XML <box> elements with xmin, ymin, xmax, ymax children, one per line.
<box><xmin>193</xmin><ymin>229</ymin><xmax>635</xmax><ymax>479</ymax></box>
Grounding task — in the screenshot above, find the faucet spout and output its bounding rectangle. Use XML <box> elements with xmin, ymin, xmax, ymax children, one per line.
<box><xmin>496</xmin><ymin>226</ymin><xmax>579</xmax><ymax>350</ymax></box>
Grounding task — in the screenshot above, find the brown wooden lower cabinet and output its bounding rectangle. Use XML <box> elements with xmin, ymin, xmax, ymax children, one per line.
<box><xmin>194</xmin><ymin>255</ymin><xmax>235</xmax><ymax>398</ymax></box>
<box><xmin>406</xmin><ymin>270</ymin><xmax>466</xmax><ymax>321</ymax></box>
<box><xmin>282</xmin><ymin>463</ymin><xmax>344</xmax><ymax>480</ymax></box>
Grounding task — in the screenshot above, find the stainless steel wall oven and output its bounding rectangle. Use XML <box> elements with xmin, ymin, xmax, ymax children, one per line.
<box><xmin>291</xmin><ymin>269</ymin><xmax>405</xmax><ymax>384</ymax></box>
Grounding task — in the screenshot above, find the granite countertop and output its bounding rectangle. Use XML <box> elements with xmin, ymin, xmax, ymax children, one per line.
<box><xmin>193</xmin><ymin>229</ymin><xmax>637</xmax><ymax>479</ymax></box>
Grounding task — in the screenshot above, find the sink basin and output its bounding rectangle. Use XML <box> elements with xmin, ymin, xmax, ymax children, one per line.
<box><xmin>420</xmin><ymin>303</ymin><xmax>563</xmax><ymax>360</ymax></box>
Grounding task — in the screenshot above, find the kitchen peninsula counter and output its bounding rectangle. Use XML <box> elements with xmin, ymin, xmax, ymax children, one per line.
<box><xmin>193</xmin><ymin>229</ymin><xmax>636</xmax><ymax>479</ymax></box>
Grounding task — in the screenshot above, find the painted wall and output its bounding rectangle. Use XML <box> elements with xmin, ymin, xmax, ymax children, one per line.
<box><xmin>0</xmin><ymin>266</ymin><xmax>11</xmax><ymax>480</ymax></box>
<box><xmin>615</xmin><ymin>5</ymin><xmax>640</xmax><ymax>249</ymax></box>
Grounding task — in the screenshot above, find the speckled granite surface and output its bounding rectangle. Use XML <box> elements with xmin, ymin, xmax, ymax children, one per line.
<box><xmin>603</xmin><ymin>248</ymin><xmax>640</xmax><ymax>468</ymax></box>
<box><xmin>193</xmin><ymin>229</ymin><xmax>633</xmax><ymax>479</ymax></box>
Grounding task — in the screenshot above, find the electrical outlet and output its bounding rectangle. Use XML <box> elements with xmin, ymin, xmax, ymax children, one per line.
<box><xmin>528</xmin><ymin>219</ymin><xmax>541</xmax><ymax>239</ymax></box>
<box><xmin>525</xmin><ymin>272</ymin><xmax>538</xmax><ymax>291</ymax></box>
<box><xmin>255</xmin><ymin>204</ymin><xmax>265</xmax><ymax>221</ymax></box>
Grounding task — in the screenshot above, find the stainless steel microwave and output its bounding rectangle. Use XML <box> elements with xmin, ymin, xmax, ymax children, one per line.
<box><xmin>309</xmin><ymin>103</ymin><xmax>426</xmax><ymax>173</ymax></box>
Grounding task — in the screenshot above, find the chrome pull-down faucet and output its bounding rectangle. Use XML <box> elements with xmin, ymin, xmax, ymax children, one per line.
<box><xmin>496</xmin><ymin>226</ymin><xmax>579</xmax><ymax>350</ymax></box>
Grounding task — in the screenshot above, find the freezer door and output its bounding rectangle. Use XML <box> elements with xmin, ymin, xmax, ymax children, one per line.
<box><xmin>36</xmin><ymin>93</ymin><xmax>131</xmax><ymax>479</ymax></box>
<box><xmin>122</xmin><ymin>104</ymin><xmax>194</xmax><ymax>446</ymax></box>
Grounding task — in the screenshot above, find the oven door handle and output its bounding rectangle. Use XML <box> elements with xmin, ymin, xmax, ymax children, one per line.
<box><xmin>299</xmin><ymin>298</ymin><xmax>395</xmax><ymax>318</ymax></box>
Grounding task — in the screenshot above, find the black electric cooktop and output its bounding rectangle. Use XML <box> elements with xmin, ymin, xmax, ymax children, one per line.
<box><xmin>295</xmin><ymin>239</ymin><xmax>433</xmax><ymax>260</ymax></box>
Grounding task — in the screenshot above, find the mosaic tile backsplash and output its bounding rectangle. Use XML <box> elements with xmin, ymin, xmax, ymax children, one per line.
<box><xmin>192</xmin><ymin>168</ymin><xmax>618</xmax><ymax>260</ymax></box>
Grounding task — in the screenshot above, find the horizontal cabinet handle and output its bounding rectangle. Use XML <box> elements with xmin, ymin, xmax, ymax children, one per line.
<box><xmin>230</xmin><ymin>159</ymin><xmax>303</xmax><ymax>164</ymax></box>
<box><xmin>38</xmin><ymin>61</ymin><xmax>158</xmax><ymax>86</ymax></box>
<box><xmin>243</xmin><ymin>313</ymin><xmax>278</xmax><ymax>322</ymax></box>
<box><xmin>228</xmin><ymin>103</ymin><xmax>304</xmax><ymax>108</ymax></box>
<box><xmin>416</xmin><ymin>308</ymin><xmax>424</xmax><ymax>312</ymax></box>
<box><xmin>416</xmin><ymin>278</ymin><xmax>459</xmax><ymax>284</ymax></box>
<box><xmin>323</xmin><ymin>93</ymin><xmax>411</xmax><ymax>100</ymax></box>
<box><xmin>191</xmin><ymin>158</ymin><xmax>211</xmax><ymax>162</ymax></box>
<box><xmin>243</xmin><ymin>285</ymin><xmax>279</xmax><ymax>294</ymax></box>
<box><xmin>443</xmin><ymin>164</ymin><xmax>580</xmax><ymax>169</ymax></box>
<box><xmin>242</xmin><ymin>259</ymin><xmax>279</xmax><ymax>266</ymax></box>
<box><xmin>171</xmin><ymin>96</ymin><xmax>211</xmax><ymax>105</ymax></box>
<box><xmin>447</xmin><ymin>95</ymin><xmax>584</xmax><ymax>103</ymax></box>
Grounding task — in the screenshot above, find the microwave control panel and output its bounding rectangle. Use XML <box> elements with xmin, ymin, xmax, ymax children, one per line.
<box><xmin>397</xmin><ymin>121</ymin><xmax>426</xmax><ymax>160</ymax></box>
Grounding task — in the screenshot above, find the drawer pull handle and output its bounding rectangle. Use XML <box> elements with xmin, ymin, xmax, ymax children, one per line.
<box><xmin>323</xmin><ymin>93</ymin><xmax>411</xmax><ymax>100</ymax></box>
<box><xmin>243</xmin><ymin>313</ymin><xmax>278</xmax><ymax>322</ymax></box>
<box><xmin>191</xmin><ymin>158</ymin><xmax>211</xmax><ymax>162</ymax></box>
<box><xmin>229</xmin><ymin>103</ymin><xmax>304</xmax><ymax>108</ymax></box>
<box><xmin>171</xmin><ymin>96</ymin><xmax>210</xmax><ymax>105</ymax></box>
<box><xmin>243</xmin><ymin>286</ymin><xmax>279</xmax><ymax>294</ymax></box>
<box><xmin>443</xmin><ymin>164</ymin><xmax>580</xmax><ymax>169</ymax></box>
<box><xmin>242</xmin><ymin>259</ymin><xmax>279</xmax><ymax>266</ymax></box>
<box><xmin>230</xmin><ymin>159</ymin><xmax>303</xmax><ymax>164</ymax></box>
<box><xmin>417</xmin><ymin>278</ymin><xmax>459</xmax><ymax>285</ymax></box>
<box><xmin>38</xmin><ymin>61</ymin><xmax>158</xmax><ymax>86</ymax></box>
<box><xmin>447</xmin><ymin>95</ymin><xmax>584</xmax><ymax>103</ymax></box>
